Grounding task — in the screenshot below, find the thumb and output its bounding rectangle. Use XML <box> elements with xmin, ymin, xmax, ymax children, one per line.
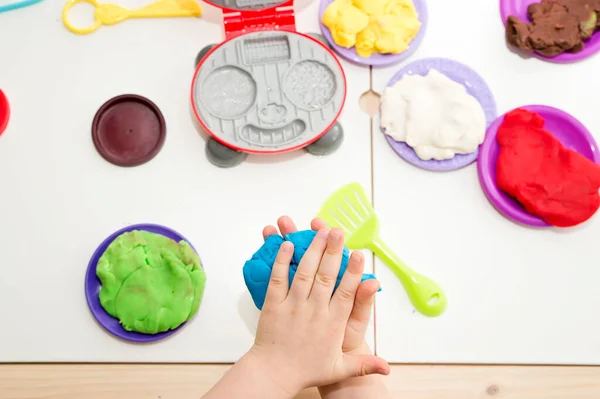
<box><xmin>342</xmin><ymin>353</ymin><xmax>390</xmax><ymax>378</ymax></box>
<box><xmin>352</xmin><ymin>280</ymin><xmax>379</xmax><ymax>323</ymax></box>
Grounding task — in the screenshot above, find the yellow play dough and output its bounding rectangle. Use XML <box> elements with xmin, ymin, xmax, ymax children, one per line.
<box><xmin>322</xmin><ymin>0</ymin><xmax>369</xmax><ymax>48</ymax></box>
<box><xmin>323</xmin><ymin>0</ymin><xmax>421</xmax><ymax>58</ymax></box>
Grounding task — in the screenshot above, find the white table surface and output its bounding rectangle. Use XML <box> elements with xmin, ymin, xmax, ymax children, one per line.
<box><xmin>372</xmin><ymin>0</ymin><xmax>600</xmax><ymax>364</ymax></box>
<box><xmin>0</xmin><ymin>0</ymin><xmax>373</xmax><ymax>362</ymax></box>
<box><xmin>3</xmin><ymin>0</ymin><xmax>599</xmax><ymax>366</ymax></box>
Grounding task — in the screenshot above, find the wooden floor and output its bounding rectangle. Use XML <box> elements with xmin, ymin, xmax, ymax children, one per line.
<box><xmin>1</xmin><ymin>364</ymin><xmax>599</xmax><ymax>399</ymax></box>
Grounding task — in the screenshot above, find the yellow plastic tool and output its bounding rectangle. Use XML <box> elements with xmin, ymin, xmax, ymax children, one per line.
<box><xmin>62</xmin><ymin>0</ymin><xmax>202</xmax><ymax>34</ymax></box>
<box><xmin>318</xmin><ymin>182</ymin><xmax>447</xmax><ymax>317</ymax></box>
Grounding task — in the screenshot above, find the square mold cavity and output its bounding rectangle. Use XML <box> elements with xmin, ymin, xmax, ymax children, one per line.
<box><xmin>243</xmin><ymin>35</ymin><xmax>291</xmax><ymax>65</ymax></box>
<box><xmin>193</xmin><ymin>31</ymin><xmax>345</xmax><ymax>153</ymax></box>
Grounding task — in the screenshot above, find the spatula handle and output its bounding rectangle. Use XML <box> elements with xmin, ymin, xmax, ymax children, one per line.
<box><xmin>370</xmin><ymin>237</ymin><xmax>447</xmax><ymax>317</ymax></box>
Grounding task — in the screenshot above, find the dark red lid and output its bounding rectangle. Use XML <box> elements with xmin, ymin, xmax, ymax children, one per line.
<box><xmin>92</xmin><ymin>94</ymin><xmax>166</xmax><ymax>167</ymax></box>
<box><xmin>0</xmin><ymin>89</ymin><xmax>10</xmax><ymax>136</ymax></box>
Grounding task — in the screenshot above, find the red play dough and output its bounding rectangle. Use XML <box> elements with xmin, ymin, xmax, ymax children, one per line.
<box><xmin>496</xmin><ymin>109</ymin><xmax>600</xmax><ymax>227</ymax></box>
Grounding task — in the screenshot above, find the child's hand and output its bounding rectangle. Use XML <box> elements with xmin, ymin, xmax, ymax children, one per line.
<box><xmin>253</xmin><ymin>217</ymin><xmax>390</xmax><ymax>396</ymax></box>
<box><xmin>262</xmin><ymin>217</ymin><xmax>379</xmax><ymax>355</ymax></box>
<box><xmin>201</xmin><ymin>216</ymin><xmax>388</xmax><ymax>399</ymax></box>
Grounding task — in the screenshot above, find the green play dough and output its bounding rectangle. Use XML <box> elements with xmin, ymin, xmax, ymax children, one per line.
<box><xmin>96</xmin><ymin>230</ymin><xmax>206</xmax><ymax>334</ymax></box>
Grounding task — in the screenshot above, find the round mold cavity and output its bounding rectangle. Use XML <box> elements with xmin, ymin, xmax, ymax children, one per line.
<box><xmin>284</xmin><ymin>60</ymin><xmax>337</xmax><ymax>111</ymax></box>
<box><xmin>85</xmin><ymin>224</ymin><xmax>203</xmax><ymax>343</ymax></box>
<box><xmin>201</xmin><ymin>66</ymin><xmax>257</xmax><ymax>120</ymax></box>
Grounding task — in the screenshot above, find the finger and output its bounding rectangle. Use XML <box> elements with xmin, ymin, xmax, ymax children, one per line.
<box><xmin>277</xmin><ymin>216</ymin><xmax>298</xmax><ymax>237</ymax></box>
<box><xmin>289</xmin><ymin>228</ymin><xmax>330</xmax><ymax>301</ymax></box>
<box><xmin>262</xmin><ymin>225</ymin><xmax>279</xmax><ymax>241</ymax></box>
<box><xmin>263</xmin><ymin>242</ymin><xmax>294</xmax><ymax>306</ymax></box>
<box><xmin>311</xmin><ymin>217</ymin><xmax>327</xmax><ymax>231</ymax></box>
<box><xmin>351</xmin><ymin>280</ymin><xmax>379</xmax><ymax>325</ymax></box>
<box><xmin>309</xmin><ymin>228</ymin><xmax>345</xmax><ymax>305</ymax></box>
<box><xmin>341</xmin><ymin>353</ymin><xmax>390</xmax><ymax>379</ymax></box>
<box><xmin>345</xmin><ymin>280</ymin><xmax>379</xmax><ymax>345</ymax></box>
<box><xmin>330</xmin><ymin>251</ymin><xmax>365</xmax><ymax>319</ymax></box>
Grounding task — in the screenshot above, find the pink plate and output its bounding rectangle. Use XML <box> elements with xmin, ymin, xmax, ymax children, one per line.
<box><xmin>500</xmin><ymin>0</ymin><xmax>600</xmax><ymax>63</ymax></box>
<box><xmin>478</xmin><ymin>105</ymin><xmax>600</xmax><ymax>227</ymax></box>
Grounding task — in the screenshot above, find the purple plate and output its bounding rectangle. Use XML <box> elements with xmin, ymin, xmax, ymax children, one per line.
<box><xmin>478</xmin><ymin>105</ymin><xmax>600</xmax><ymax>227</ymax></box>
<box><xmin>500</xmin><ymin>0</ymin><xmax>600</xmax><ymax>63</ymax></box>
<box><xmin>382</xmin><ymin>58</ymin><xmax>497</xmax><ymax>172</ymax></box>
<box><xmin>318</xmin><ymin>0</ymin><xmax>428</xmax><ymax>67</ymax></box>
<box><xmin>85</xmin><ymin>223</ymin><xmax>201</xmax><ymax>343</ymax></box>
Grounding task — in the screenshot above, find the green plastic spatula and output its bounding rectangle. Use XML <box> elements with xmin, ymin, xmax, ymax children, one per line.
<box><xmin>318</xmin><ymin>182</ymin><xmax>447</xmax><ymax>317</ymax></box>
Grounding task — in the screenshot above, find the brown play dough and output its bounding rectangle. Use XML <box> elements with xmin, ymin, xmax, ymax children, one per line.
<box><xmin>560</xmin><ymin>0</ymin><xmax>600</xmax><ymax>38</ymax></box>
<box><xmin>506</xmin><ymin>0</ymin><xmax>600</xmax><ymax>57</ymax></box>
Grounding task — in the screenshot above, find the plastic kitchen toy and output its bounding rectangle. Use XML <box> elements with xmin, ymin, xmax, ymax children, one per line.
<box><xmin>318</xmin><ymin>182</ymin><xmax>447</xmax><ymax>317</ymax></box>
<box><xmin>0</xmin><ymin>0</ymin><xmax>43</xmax><ymax>13</ymax></box>
<box><xmin>191</xmin><ymin>0</ymin><xmax>347</xmax><ymax>168</ymax></box>
<box><xmin>0</xmin><ymin>90</ymin><xmax>9</xmax><ymax>136</ymax></box>
<box><xmin>61</xmin><ymin>0</ymin><xmax>202</xmax><ymax>34</ymax></box>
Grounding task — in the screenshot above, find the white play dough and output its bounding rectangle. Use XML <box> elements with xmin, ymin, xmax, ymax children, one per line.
<box><xmin>380</xmin><ymin>69</ymin><xmax>486</xmax><ymax>161</ymax></box>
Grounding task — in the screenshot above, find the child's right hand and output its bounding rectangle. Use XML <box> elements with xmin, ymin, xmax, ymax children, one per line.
<box><xmin>201</xmin><ymin>217</ymin><xmax>388</xmax><ymax>399</ymax></box>
<box><xmin>250</xmin><ymin>220</ymin><xmax>390</xmax><ymax>396</ymax></box>
<box><xmin>262</xmin><ymin>216</ymin><xmax>380</xmax><ymax>356</ymax></box>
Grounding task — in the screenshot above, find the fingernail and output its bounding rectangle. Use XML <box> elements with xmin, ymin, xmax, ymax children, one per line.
<box><xmin>330</xmin><ymin>228</ymin><xmax>343</xmax><ymax>241</ymax></box>
<box><xmin>317</xmin><ymin>229</ymin><xmax>330</xmax><ymax>241</ymax></box>
<box><xmin>281</xmin><ymin>242</ymin><xmax>293</xmax><ymax>253</ymax></box>
<box><xmin>351</xmin><ymin>251</ymin><xmax>363</xmax><ymax>262</ymax></box>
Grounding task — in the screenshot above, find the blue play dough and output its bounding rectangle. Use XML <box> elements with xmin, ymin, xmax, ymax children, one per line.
<box><xmin>243</xmin><ymin>230</ymin><xmax>380</xmax><ymax>310</ymax></box>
